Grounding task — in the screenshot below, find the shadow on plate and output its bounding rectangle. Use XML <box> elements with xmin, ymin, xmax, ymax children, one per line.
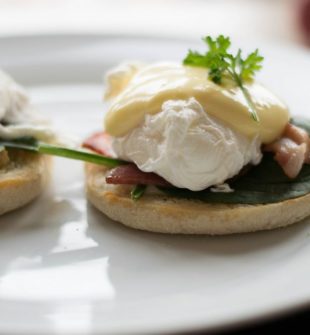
<box><xmin>85</xmin><ymin>202</ymin><xmax>310</xmax><ymax>258</ymax></box>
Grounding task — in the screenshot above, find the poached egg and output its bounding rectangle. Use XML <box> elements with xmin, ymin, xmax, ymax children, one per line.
<box><xmin>103</xmin><ymin>62</ymin><xmax>289</xmax><ymax>191</ymax></box>
<box><xmin>0</xmin><ymin>70</ymin><xmax>66</xmax><ymax>144</ymax></box>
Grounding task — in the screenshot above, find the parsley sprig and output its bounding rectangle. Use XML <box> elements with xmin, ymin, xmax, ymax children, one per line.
<box><xmin>183</xmin><ymin>35</ymin><xmax>264</xmax><ymax>122</ymax></box>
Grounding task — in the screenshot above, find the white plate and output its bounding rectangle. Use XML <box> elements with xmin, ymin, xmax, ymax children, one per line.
<box><xmin>0</xmin><ymin>35</ymin><xmax>310</xmax><ymax>335</ymax></box>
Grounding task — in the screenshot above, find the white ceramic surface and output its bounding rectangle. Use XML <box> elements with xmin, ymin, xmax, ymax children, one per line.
<box><xmin>0</xmin><ymin>35</ymin><xmax>309</xmax><ymax>335</ymax></box>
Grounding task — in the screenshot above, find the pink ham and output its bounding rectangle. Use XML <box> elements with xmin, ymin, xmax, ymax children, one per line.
<box><xmin>106</xmin><ymin>164</ymin><xmax>171</xmax><ymax>187</ymax></box>
<box><xmin>82</xmin><ymin>132</ymin><xmax>114</xmax><ymax>157</ymax></box>
<box><xmin>264</xmin><ymin>123</ymin><xmax>310</xmax><ymax>178</ymax></box>
<box><xmin>84</xmin><ymin>132</ymin><xmax>171</xmax><ymax>186</ymax></box>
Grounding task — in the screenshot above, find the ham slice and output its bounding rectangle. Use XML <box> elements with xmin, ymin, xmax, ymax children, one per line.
<box><xmin>264</xmin><ymin>123</ymin><xmax>310</xmax><ymax>178</ymax></box>
<box><xmin>106</xmin><ymin>164</ymin><xmax>171</xmax><ymax>187</ymax></box>
<box><xmin>82</xmin><ymin>132</ymin><xmax>114</xmax><ymax>157</ymax></box>
<box><xmin>83</xmin><ymin>132</ymin><xmax>171</xmax><ymax>186</ymax></box>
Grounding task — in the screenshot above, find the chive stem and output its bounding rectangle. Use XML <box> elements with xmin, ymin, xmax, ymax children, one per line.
<box><xmin>131</xmin><ymin>184</ymin><xmax>147</xmax><ymax>200</ymax></box>
<box><xmin>38</xmin><ymin>142</ymin><xmax>124</xmax><ymax>168</ymax></box>
<box><xmin>0</xmin><ymin>139</ymin><xmax>125</xmax><ymax>168</ymax></box>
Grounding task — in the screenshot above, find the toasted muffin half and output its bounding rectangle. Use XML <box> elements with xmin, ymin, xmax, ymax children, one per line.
<box><xmin>0</xmin><ymin>149</ymin><xmax>51</xmax><ymax>215</ymax></box>
<box><xmin>85</xmin><ymin>163</ymin><xmax>310</xmax><ymax>235</ymax></box>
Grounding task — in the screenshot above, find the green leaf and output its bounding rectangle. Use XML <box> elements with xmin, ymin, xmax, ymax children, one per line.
<box><xmin>160</xmin><ymin>118</ymin><xmax>310</xmax><ymax>205</ymax></box>
<box><xmin>131</xmin><ymin>184</ymin><xmax>147</xmax><ymax>200</ymax></box>
<box><xmin>0</xmin><ymin>137</ymin><xmax>125</xmax><ymax>168</ymax></box>
<box><xmin>0</xmin><ymin>136</ymin><xmax>39</xmax><ymax>151</ymax></box>
<box><xmin>203</xmin><ymin>35</ymin><xmax>231</xmax><ymax>54</ymax></box>
<box><xmin>183</xmin><ymin>50</ymin><xmax>208</xmax><ymax>67</ymax></box>
<box><xmin>183</xmin><ymin>35</ymin><xmax>263</xmax><ymax>121</ymax></box>
<box><xmin>240</xmin><ymin>49</ymin><xmax>264</xmax><ymax>81</ymax></box>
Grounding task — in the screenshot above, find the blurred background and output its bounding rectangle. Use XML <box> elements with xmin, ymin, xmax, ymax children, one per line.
<box><xmin>0</xmin><ymin>0</ymin><xmax>309</xmax><ymax>46</ymax></box>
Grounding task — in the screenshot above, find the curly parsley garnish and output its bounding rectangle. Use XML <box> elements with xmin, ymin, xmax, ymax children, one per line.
<box><xmin>183</xmin><ymin>35</ymin><xmax>264</xmax><ymax>122</ymax></box>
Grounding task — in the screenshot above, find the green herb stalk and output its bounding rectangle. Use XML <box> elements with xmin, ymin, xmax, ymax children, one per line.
<box><xmin>183</xmin><ymin>35</ymin><xmax>264</xmax><ymax>121</ymax></box>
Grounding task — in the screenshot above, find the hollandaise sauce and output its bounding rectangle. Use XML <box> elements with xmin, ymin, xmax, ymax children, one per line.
<box><xmin>104</xmin><ymin>62</ymin><xmax>289</xmax><ymax>144</ymax></box>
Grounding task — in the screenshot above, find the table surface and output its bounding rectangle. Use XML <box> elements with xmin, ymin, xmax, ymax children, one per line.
<box><xmin>217</xmin><ymin>308</ymin><xmax>309</xmax><ymax>334</ymax></box>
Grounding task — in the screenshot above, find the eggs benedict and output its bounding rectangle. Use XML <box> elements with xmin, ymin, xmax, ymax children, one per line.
<box><xmin>0</xmin><ymin>70</ymin><xmax>54</xmax><ymax>215</ymax></box>
<box><xmin>84</xmin><ymin>36</ymin><xmax>310</xmax><ymax>234</ymax></box>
